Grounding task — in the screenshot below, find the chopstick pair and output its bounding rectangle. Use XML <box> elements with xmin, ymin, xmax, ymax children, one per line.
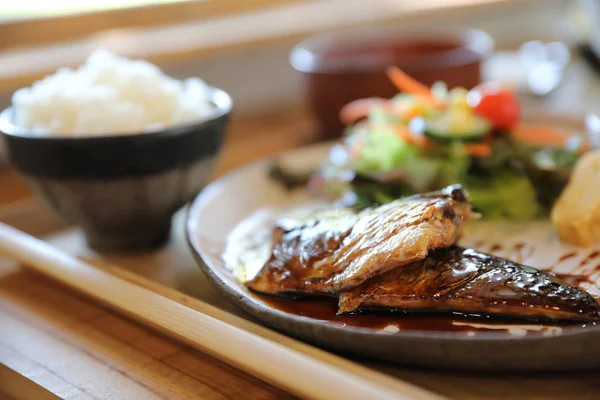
<box><xmin>0</xmin><ymin>222</ymin><xmax>444</xmax><ymax>400</ymax></box>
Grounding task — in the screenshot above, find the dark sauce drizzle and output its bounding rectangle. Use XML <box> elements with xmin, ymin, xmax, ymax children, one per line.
<box><xmin>223</xmin><ymin>215</ymin><xmax>599</xmax><ymax>336</ymax></box>
<box><xmin>256</xmin><ymin>294</ymin><xmax>580</xmax><ymax>335</ymax></box>
<box><xmin>558</xmin><ymin>252</ymin><xmax>577</xmax><ymax>263</ymax></box>
<box><xmin>549</xmin><ymin>250</ymin><xmax>600</xmax><ymax>289</ymax></box>
<box><xmin>249</xmin><ymin>243</ymin><xmax>599</xmax><ymax>335</ymax></box>
<box><xmin>553</xmin><ymin>273</ymin><xmax>594</xmax><ymax>287</ymax></box>
<box><xmin>489</xmin><ymin>244</ymin><xmax>503</xmax><ymax>253</ymax></box>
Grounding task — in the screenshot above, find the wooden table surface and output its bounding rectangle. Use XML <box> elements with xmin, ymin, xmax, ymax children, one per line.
<box><xmin>2</xmin><ymin>106</ymin><xmax>600</xmax><ymax>400</ymax></box>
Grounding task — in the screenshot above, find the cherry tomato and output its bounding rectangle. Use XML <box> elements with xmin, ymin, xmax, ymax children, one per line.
<box><xmin>468</xmin><ymin>87</ymin><xmax>521</xmax><ymax>131</ymax></box>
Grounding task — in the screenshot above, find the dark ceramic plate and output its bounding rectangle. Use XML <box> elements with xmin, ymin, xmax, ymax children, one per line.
<box><xmin>187</xmin><ymin>137</ymin><xmax>600</xmax><ymax>372</ymax></box>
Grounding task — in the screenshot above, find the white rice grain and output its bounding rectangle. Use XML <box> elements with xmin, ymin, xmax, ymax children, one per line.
<box><xmin>11</xmin><ymin>49</ymin><xmax>215</xmax><ymax>137</ymax></box>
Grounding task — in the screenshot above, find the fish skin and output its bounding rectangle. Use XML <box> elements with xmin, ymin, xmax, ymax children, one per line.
<box><xmin>247</xmin><ymin>185</ymin><xmax>476</xmax><ymax>295</ymax></box>
<box><xmin>338</xmin><ymin>247</ymin><xmax>600</xmax><ymax>321</ymax></box>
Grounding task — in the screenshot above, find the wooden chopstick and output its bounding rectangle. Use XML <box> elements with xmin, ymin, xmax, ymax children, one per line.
<box><xmin>0</xmin><ymin>222</ymin><xmax>444</xmax><ymax>400</ymax></box>
<box><xmin>83</xmin><ymin>256</ymin><xmax>447</xmax><ymax>398</ymax></box>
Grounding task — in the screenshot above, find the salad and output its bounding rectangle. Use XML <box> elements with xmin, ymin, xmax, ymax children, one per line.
<box><xmin>295</xmin><ymin>67</ymin><xmax>588</xmax><ymax>219</ymax></box>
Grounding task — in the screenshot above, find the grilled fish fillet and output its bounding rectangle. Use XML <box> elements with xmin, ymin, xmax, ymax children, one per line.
<box><xmin>338</xmin><ymin>247</ymin><xmax>600</xmax><ymax>321</ymax></box>
<box><xmin>247</xmin><ymin>185</ymin><xmax>476</xmax><ymax>294</ymax></box>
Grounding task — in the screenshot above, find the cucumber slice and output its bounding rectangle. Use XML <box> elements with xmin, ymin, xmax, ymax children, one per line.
<box><xmin>424</xmin><ymin>108</ymin><xmax>491</xmax><ymax>142</ymax></box>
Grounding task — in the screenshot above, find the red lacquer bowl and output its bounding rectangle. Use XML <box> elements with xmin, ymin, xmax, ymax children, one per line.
<box><xmin>290</xmin><ymin>27</ymin><xmax>494</xmax><ymax>139</ymax></box>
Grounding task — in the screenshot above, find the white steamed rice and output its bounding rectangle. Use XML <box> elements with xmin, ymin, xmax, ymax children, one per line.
<box><xmin>11</xmin><ymin>49</ymin><xmax>215</xmax><ymax>136</ymax></box>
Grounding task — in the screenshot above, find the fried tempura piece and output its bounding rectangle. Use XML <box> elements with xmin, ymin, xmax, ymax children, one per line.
<box><xmin>552</xmin><ymin>150</ymin><xmax>600</xmax><ymax>246</ymax></box>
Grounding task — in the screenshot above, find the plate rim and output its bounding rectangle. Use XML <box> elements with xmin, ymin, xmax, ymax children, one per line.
<box><xmin>186</xmin><ymin>141</ymin><xmax>600</xmax><ymax>344</ymax></box>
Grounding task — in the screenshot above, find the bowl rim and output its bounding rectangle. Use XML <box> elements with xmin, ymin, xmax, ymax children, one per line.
<box><xmin>0</xmin><ymin>85</ymin><xmax>232</xmax><ymax>141</ymax></box>
<box><xmin>290</xmin><ymin>26</ymin><xmax>495</xmax><ymax>73</ymax></box>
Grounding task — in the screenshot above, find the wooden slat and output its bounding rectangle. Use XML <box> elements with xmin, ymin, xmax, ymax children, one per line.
<box><xmin>0</xmin><ymin>268</ymin><xmax>291</xmax><ymax>400</ymax></box>
<box><xmin>0</xmin><ymin>168</ymin><xmax>30</xmax><ymax>205</ymax></box>
<box><xmin>0</xmin><ymin>199</ymin><xmax>67</xmax><ymax>237</ymax></box>
<box><xmin>0</xmin><ymin>363</ymin><xmax>60</xmax><ymax>400</ymax></box>
<box><xmin>0</xmin><ymin>0</ymin><xmax>541</xmax><ymax>92</ymax></box>
<box><xmin>0</xmin><ymin>0</ymin><xmax>307</xmax><ymax>50</ymax></box>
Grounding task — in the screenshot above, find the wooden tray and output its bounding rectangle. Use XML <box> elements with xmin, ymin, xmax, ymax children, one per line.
<box><xmin>2</xmin><ymin>198</ymin><xmax>600</xmax><ymax>400</ymax></box>
<box><xmin>3</xmin><ymin>104</ymin><xmax>600</xmax><ymax>399</ymax></box>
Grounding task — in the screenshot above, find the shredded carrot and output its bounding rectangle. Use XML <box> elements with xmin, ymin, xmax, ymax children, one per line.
<box><xmin>350</xmin><ymin>136</ymin><xmax>364</xmax><ymax>159</ymax></box>
<box><xmin>392</xmin><ymin>125</ymin><xmax>429</xmax><ymax>149</ymax></box>
<box><xmin>464</xmin><ymin>143</ymin><xmax>492</xmax><ymax>157</ymax></box>
<box><xmin>386</xmin><ymin>66</ymin><xmax>442</xmax><ymax>106</ymax></box>
<box><xmin>401</xmin><ymin>107</ymin><xmax>423</xmax><ymax>121</ymax></box>
<box><xmin>339</xmin><ymin>97</ymin><xmax>428</xmax><ymax>125</ymax></box>
<box><xmin>411</xmin><ymin>134</ymin><xmax>430</xmax><ymax>149</ymax></box>
<box><xmin>386</xmin><ymin>66</ymin><xmax>431</xmax><ymax>98</ymax></box>
<box><xmin>392</xmin><ymin>125</ymin><xmax>412</xmax><ymax>142</ymax></box>
<box><xmin>339</xmin><ymin>98</ymin><xmax>389</xmax><ymax>125</ymax></box>
<box><xmin>514</xmin><ymin>125</ymin><xmax>591</xmax><ymax>153</ymax></box>
<box><xmin>512</xmin><ymin>125</ymin><xmax>568</xmax><ymax>147</ymax></box>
